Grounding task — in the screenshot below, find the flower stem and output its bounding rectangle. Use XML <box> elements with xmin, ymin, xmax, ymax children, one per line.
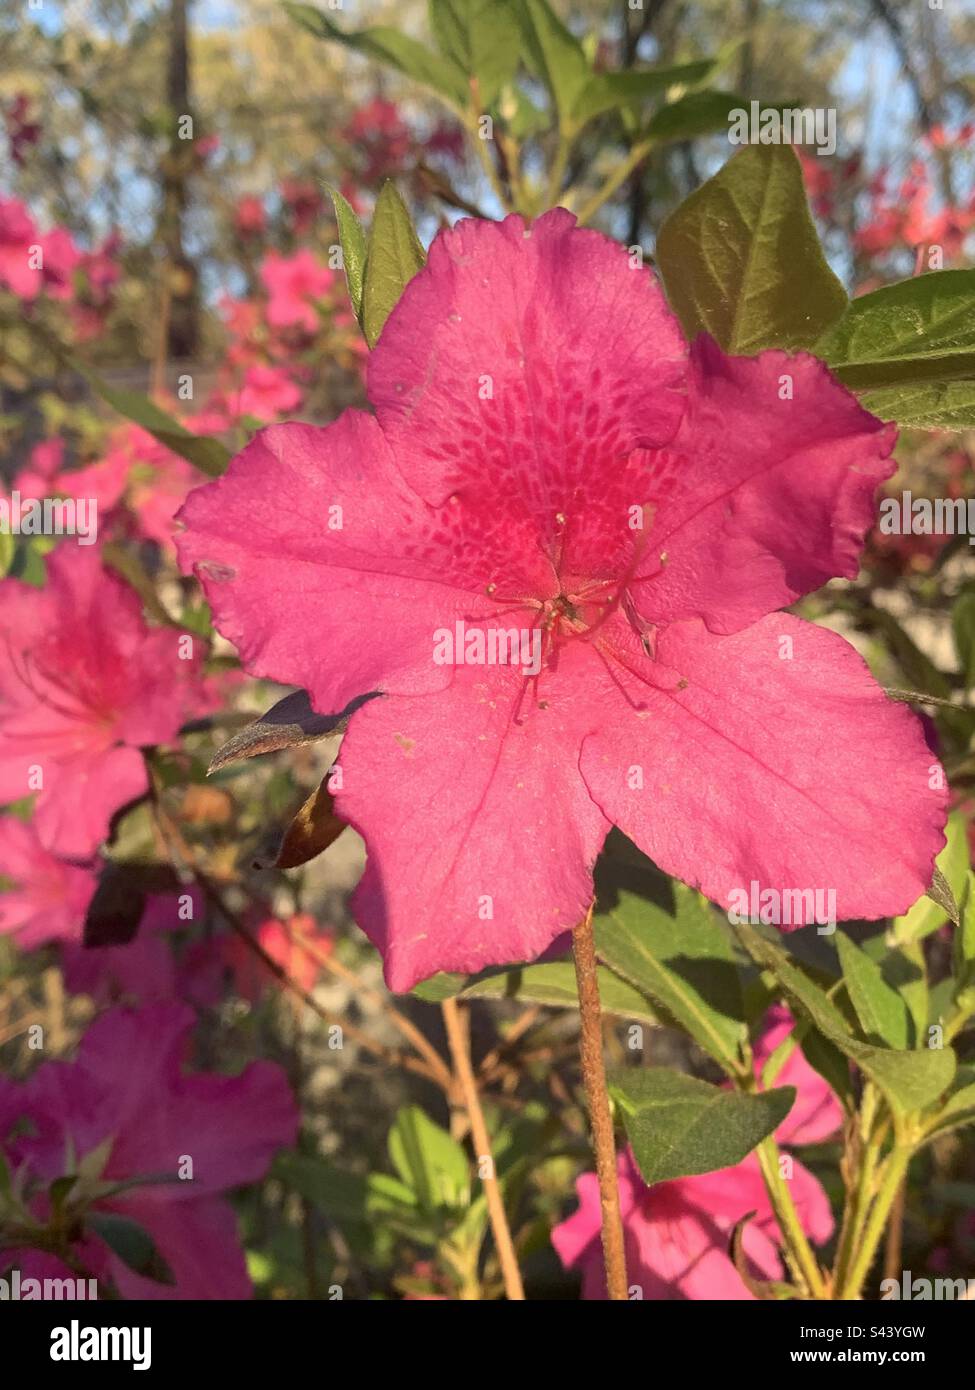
<box><xmin>571</xmin><ymin>905</ymin><xmax>628</xmax><ymax>1300</ymax></box>
<box><xmin>441</xmin><ymin>997</ymin><xmax>525</xmax><ymax>1301</ymax></box>
<box><xmin>574</xmin><ymin>138</ymin><xmax>655</xmax><ymax>226</ymax></box>
<box><xmin>840</xmin><ymin>1147</ymin><xmax>913</xmax><ymax>1299</ymax></box>
<box><xmin>756</xmin><ymin>1137</ymin><xmax>827</xmax><ymax>1298</ymax></box>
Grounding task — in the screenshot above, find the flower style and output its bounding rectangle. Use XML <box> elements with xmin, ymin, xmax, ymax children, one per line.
<box><xmin>178</xmin><ymin>209</ymin><xmax>947</xmax><ymax>991</ymax></box>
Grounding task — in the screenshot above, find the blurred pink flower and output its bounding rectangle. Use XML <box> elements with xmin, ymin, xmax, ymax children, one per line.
<box><xmin>61</xmin><ymin>888</ymin><xmax>205</xmax><ymax>1004</ymax></box>
<box><xmin>0</xmin><ymin>815</ymin><xmax>98</xmax><ymax>949</ymax></box>
<box><xmin>259</xmin><ymin>249</ymin><xmax>333</xmax><ymax>333</ymax></box>
<box><xmin>753</xmin><ymin>1004</ymin><xmax>844</xmax><ymax>1146</ymax></box>
<box><xmin>0</xmin><ymin>197</ymin><xmax>40</xmax><ymax>298</ymax></box>
<box><xmin>553</xmin><ymin>1144</ymin><xmax>833</xmax><ymax>1300</ymax></box>
<box><xmin>185</xmin><ymin>912</ymin><xmax>334</xmax><ymax>1004</ymax></box>
<box><xmin>234</xmin><ymin>194</ymin><xmax>266</xmax><ymax>237</ymax></box>
<box><xmin>0</xmin><ymin>1004</ymin><xmax>297</xmax><ymax>1298</ymax></box>
<box><xmin>0</xmin><ymin>546</ymin><xmax>213</xmax><ymax>858</ymax></box>
<box><xmin>228</xmin><ymin>364</ymin><xmax>302</xmax><ymax>423</ymax></box>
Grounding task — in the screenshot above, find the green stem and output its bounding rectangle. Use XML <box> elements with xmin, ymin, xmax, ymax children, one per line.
<box><xmin>574</xmin><ymin>137</ymin><xmax>655</xmax><ymax>226</ymax></box>
<box><xmin>756</xmin><ymin>1137</ymin><xmax>827</xmax><ymax>1298</ymax></box>
<box><xmin>839</xmin><ymin>1147</ymin><xmax>913</xmax><ymax>1299</ymax></box>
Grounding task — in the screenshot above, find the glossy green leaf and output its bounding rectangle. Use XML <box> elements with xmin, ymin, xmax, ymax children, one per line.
<box><xmin>361</xmin><ymin>182</ymin><xmax>426</xmax><ymax>349</ymax></box>
<box><xmin>594</xmin><ymin>854</ymin><xmax>748</xmax><ymax>1077</ymax></box>
<box><xmin>656</xmin><ymin>144</ymin><xmax>848</xmax><ymax>353</ymax></box>
<box><xmin>836</xmin><ymin>931</ymin><xmax>912</xmax><ymax>1049</ymax></box>
<box><xmin>325</xmin><ymin>183</ymin><xmax>367</xmax><ymax>322</ymax></box>
<box><xmin>611</xmin><ymin>1068</ymin><xmax>793</xmax><ymax>1184</ymax></box>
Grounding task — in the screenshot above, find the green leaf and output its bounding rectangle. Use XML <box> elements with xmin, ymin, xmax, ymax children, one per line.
<box><xmin>645</xmin><ymin>89</ymin><xmax>750</xmax><ymax>144</ymax></box>
<box><xmin>388</xmin><ymin>1106</ymin><xmax>470</xmax><ymax>1213</ymax></box>
<box><xmin>361</xmin><ymin>181</ymin><xmax>426</xmax><ymax>350</ymax></box>
<box><xmin>0</xmin><ymin>526</ymin><xmax>14</xmax><ymax>579</ymax></box>
<box><xmin>923</xmin><ymin>1066</ymin><xmax>975</xmax><ymax>1140</ymax></box>
<box><xmin>891</xmin><ymin>812</ymin><xmax>969</xmax><ymax>945</ymax></box>
<box><xmin>429</xmin><ymin>0</ymin><xmax>521</xmax><ymax>107</ymax></box>
<box><xmin>325</xmin><ymin>184</ymin><xmax>367</xmax><ymax>323</ymax></box>
<box><xmin>859</xmin><ymin>380</ymin><xmax>975</xmax><ymax>431</ymax></box>
<box><xmin>517</xmin><ymin>0</ymin><xmax>590</xmax><ymax>132</ymax></box>
<box><xmin>284</xmin><ymin>3</ymin><xmax>469</xmax><ymax>106</ymax></box>
<box><xmin>836</xmin><ymin>931</ymin><xmax>912</xmax><ymax>1049</ymax></box>
<box><xmin>412</xmin><ymin>959</ymin><xmax>659</xmax><ymax>1024</ymax></box>
<box><xmin>593</xmin><ymin>851</ymin><xmax>748</xmax><ymax>1077</ymax></box>
<box><xmin>68</xmin><ymin>356</ymin><xmax>230</xmax><ymax>477</ymax></box>
<box><xmin>735</xmin><ymin>920</ymin><xmax>956</xmax><ymax>1115</ymax></box>
<box><xmin>815</xmin><ymin>271</ymin><xmax>975</xmax><ymax>395</ymax></box>
<box><xmin>571</xmin><ymin>60</ymin><xmax>718</xmax><ymax>126</ymax></box>
<box><xmin>952</xmin><ymin>591</ymin><xmax>975</xmax><ymax>691</ymax></box>
<box><xmin>273</xmin><ymin>1151</ymin><xmax>369</xmax><ymax>1226</ymax></box>
<box><xmin>656</xmin><ymin>144</ymin><xmax>848</xmax><ymax>354</ymax></box>
<box><xmin>610</xmin><ymin>1068</ymin><xmax>793</xmax><ymax>1184</ymax></box>
<box><xmin>87</xmin><ymin>1211</ymin><xmax>176</xmax><ymax>1286</ymax></box>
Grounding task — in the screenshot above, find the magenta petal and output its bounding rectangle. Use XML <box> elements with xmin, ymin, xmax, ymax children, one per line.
<box><xmin>581</xmin><ymin>613</ymin><xmax>947</xmax><ymax>923</ymax></box>
<box><xmin>337</xmin><ymin>652</ymin><xmax>612</xmax><ymax>990</ymax></box>
<box><xmin>369</xmin><ymin>209</ymin><xmax>687</xmax><ymax>575</ymax></box>
<box><xmin>628</xmin><ymin>340</ymin><xmax>897</xmax><ymax>635</ymax></box>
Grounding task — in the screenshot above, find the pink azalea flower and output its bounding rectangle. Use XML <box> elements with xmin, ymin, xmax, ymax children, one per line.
<box><xmin>753</xmin><ymin>1005</ymin><xmax>844</xmax><ymax>1146</ymax></box>
<box><xmin>553</xmin><ymin>1144</ymin><xmax>833</xmax><ymax>1300</ymax></box>
<box><xmin>259</xmin><ymin>249</ymin><xmax>333</xmax><ymax>333</ymax></box>
<box><xmin>37</xmin><ymin>226</ymin><xmax>81</xmax><ymax>300</ymax></box>
<box><xmin>13</xmin><ymin>436</ymin><xmax>129</xmax><ymax>514</ymax></box>
<box><xmin>0</xmin><ymin>815</ymin><xmax>99</xmax><ymax>949</ymax></box>
<box><xmin>0</xmin><ymin>1004</ymin><xmax>297</xmax><ymax>1298</ymax></box>
<box><xmin>0</xmin><ymin>546</ymin><xmax>213</xmax><ymax>859</ymax></box>
<box><xmin>0</xmin><ymin>196</ymin><xmax>40</xmax><ymax>298</ymax></box>
<box><xmin>178</xmin><ymin>209</ymin><xmax>947</xmax><ymax>992</ymax></box>
<box><xmin>184</xmin><ymin>913</ymin><xmax>334</xmax><ymax>1005</ymax></box>
<box><xmin>228</xmin><ymin>363</ymin><xmax>302</xmax><ymax>423</ymax></box>
<box><xmin>61</xmin><ymin>888</ymin><xmax>204</xmax><ymax>1004</ymax></box>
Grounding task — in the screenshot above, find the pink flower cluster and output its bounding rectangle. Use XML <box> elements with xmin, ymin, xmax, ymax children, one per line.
<box><xmin>0</xmin><ymin>1005</ymin><xmax>296</xmax><ymax>1298</ymax></box>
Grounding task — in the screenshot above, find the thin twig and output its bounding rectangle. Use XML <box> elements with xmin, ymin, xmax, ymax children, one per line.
<box><xmin>441</xmin><ymin>997</ymin><xmax>525</xmax><ymax>1301</ymax></box>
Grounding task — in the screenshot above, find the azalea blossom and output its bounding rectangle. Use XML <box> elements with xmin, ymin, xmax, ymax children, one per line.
<box><xmin>552</xmin><ymin>1145</ymin><xmax>832</xmax><ymax>1301</ymax></box>
<box><xmin>0</xmin><ymin>1004</ymin><xmax>297</xmax><ymax>1298</ymax></box>
<box><xmin>553</xmin><ymin>1009</ymin><xmax>837</xmax><ymax>1299</ymax></box>
<box><xmin>259</xmin><ymin>249</ymin><xmax>333</xmax><ymax>333</ymax></box>
<box><xmin>0</xmin><ymin>814</ymin><xmax>99</xmax><ymax>949</ymax></box>
<box><xmin>0</xmin><ymin>545</ymin><xmax>213</xmax><ymax>859</ymax></box>
<box><xmin>61</xmin><ymin>888</ymin><xmax>204</xmax><ymax>1004</ymax></box>
<box><xmin>178</xmin><ymin>208</ymin><xmax>947</xmax><ymax>991</ymax></box>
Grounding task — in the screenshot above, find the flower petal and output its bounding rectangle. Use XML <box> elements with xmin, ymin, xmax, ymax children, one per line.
<box><xmin>337</xmin><ymin>650</ymin><xmax>611</xmax><ymax>990</ymax></box>
<box><xmin>581</xmin><ymin>613</ymin><xmax>946</xmax><ymax>922</ymax></box>
<box><xmin>628</xmin><ymin>339</ymin><xmax>896</xmax><ymax>634</ymax></box>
